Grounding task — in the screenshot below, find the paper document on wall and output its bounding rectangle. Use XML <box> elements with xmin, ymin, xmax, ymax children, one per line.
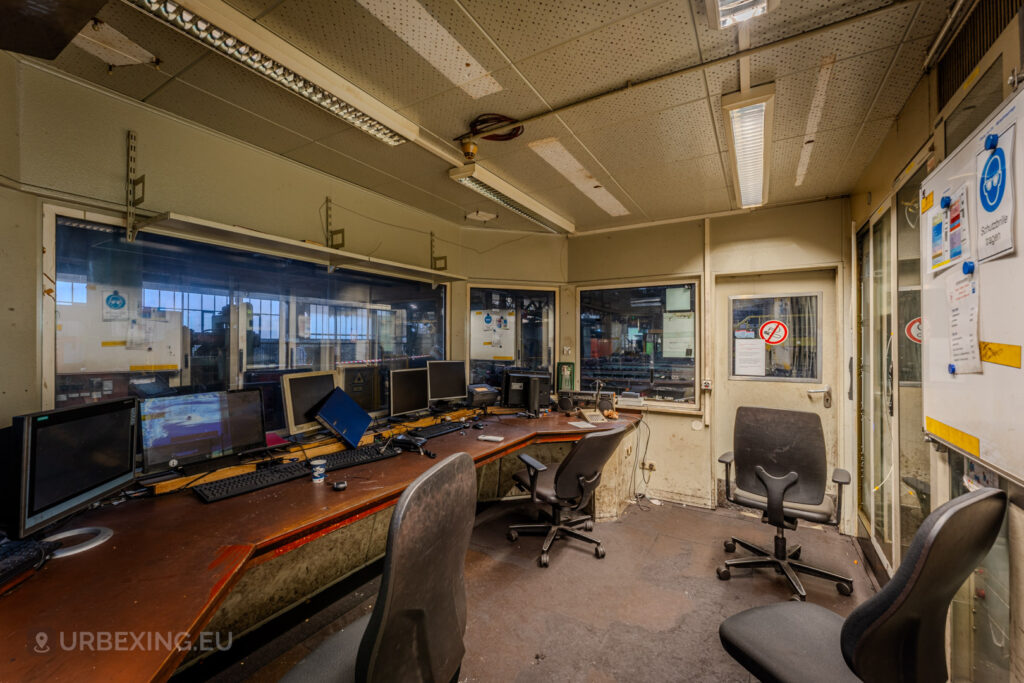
<box><xmin>947</xmin><ymin>274</ymin><xmax>982</xmax><ymax>374</ymax></box>
<box><xmin>976</xmin><ymin>123</ymin><xmax>1016</xmax><ymax>262</ymax></box>
<box><xmin>663</xmin><ymin>312</ymin><xmax>695</xmax><ymax>358</ymax></box>
<box><xmin>929</xmin><ymin>184</ymin><xmax>971</xmax><ymax>272</ymax></box>
<box><xmin>734</xmin><ymin>338</ymin><xmax>766</xmax><ymax>376</ymax></box>
<box><xmin>470</xmin><ymin>310</ymin><xmax>516</xmax><ymax>360</ymax></box>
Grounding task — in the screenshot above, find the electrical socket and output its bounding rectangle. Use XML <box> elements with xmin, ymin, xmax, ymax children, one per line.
<box><xmin>642</xmin><ymin>462</ymin><xmax>656</xmax><ymax>472</ymax></box>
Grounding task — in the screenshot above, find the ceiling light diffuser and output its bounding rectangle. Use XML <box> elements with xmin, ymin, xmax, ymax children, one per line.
<box><xmin>795</xmin><ymin>55</ymin><xmax>836</xmax><ymax>187</ymax></box>
<box><xmin>126</xmin><ymin>0</ymin><xmax>407</xmax><ymax>145</ymax></box>
<box><xmin>356</xmin><ymin>0</ymin><xmax>501</xmax><ymax>99</ymax></box>
<box><xmin>449</xmin><ymin>164</ymin><xmax>574</xmax><ymax>234</ymax></box>
<box><xmin>707</xmin><ymin>0</ymin><xmax>779</xmax><ymax>29</ymax></box>
<box><xmin>722</xmin><ymin>84</ymin><xmax>774</xmax><ymax>209</ymax></box>
<box><xmin>528</xmin><ymin>138</ymin><xmax>629</xmax><ymax>217</ymax></box>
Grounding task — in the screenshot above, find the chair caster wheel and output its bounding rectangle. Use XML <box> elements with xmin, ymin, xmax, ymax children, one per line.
<box><xmin>506</xmin><ymin>530</ymin><xmax>518</xmax><ymax>543</ymax></box>
<box><xmin>594</xmin><ymin>545</ymin><xmax>606</xmax><ymax>559</ymax></box>
<box><xmin>584</xmin><ymin>520</ymin><xmax>594</xmax><ymax>532</ymax></box>
<box><xmin>724</xmin><ymin>540</ymin><xmax>736</xmax><ymax>553</ymax></box>
<box><xmin>716</xmin><ymin>566</ymin><xmax>731</xmax><ymax>580</ymax></box>
<box><xmin>789</xmin><ymin>594</ymin><xmax>804</xmax><ymax>602</ymax></box>
<box><xmin>538</xmin><ymin>552</ymin><xmax>549</xmax><ymax>568</ymax></box>
<box><xmin>837</xmin><ymin>582</ymin><xmax>853</xmax><ymax>596</ymax></box>
<box><xmin>790</xmin><ymin>548</ymin><xmax>801</xmax><ymax>560</ymax></box>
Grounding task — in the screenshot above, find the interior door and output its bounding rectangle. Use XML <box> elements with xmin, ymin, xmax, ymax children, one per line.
<box><xmin>714</xmin><ymin>270</ymin><xmax>840</xmax><ymax>496</ymax></box>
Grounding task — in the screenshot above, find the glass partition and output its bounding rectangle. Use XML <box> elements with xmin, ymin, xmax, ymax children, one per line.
<box><xmin>54</xmin><ymin>216</ymin><xmax>445</xmax><ymax>430</ymax></box>
<box><xmin>468</xmin><ymin>287</ymin><xmax>554</xmax><ymax>387</ymax></box>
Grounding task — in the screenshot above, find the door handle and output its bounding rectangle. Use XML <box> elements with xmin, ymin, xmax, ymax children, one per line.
<box><xmin>807</xmin><ymin>385</ymin><xmax>832</xmax><ymax>409</ymax></box>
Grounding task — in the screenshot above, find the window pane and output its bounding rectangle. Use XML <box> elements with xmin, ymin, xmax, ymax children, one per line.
<box><xmin>54</xmin><ymin>217</ymin><xmax>445</xmax><ymax>431</ymax></box>
<box><xmin>469</xmin><ymin>288</ymin><xmax>555</xmax><ymax>386</ymax></box>
<box><xmin>730</xmin><ymin>294</ymin><xmax>819</xmax><ymax>380</ymax></box>
<box><xmin>579</xmin><ymin>284</ymin><xmax>697</xmax><ymax>405</ymax></box>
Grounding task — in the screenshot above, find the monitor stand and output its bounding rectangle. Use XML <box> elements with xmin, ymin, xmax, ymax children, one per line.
<box><xmin>42</xmin><ymin>527</ymin><xmax>113</xmax><ymax>558</ymax></box>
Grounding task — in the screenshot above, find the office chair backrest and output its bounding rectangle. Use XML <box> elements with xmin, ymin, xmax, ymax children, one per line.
<box><xmin>554</xmin><ymin>426</ymin><xmax>628</xmax><ymax>507</ymax></box>
<box><xmin>734</xmin><ymin>407</ymin><xmax>827</xmax><ymax>506</ymax></box>
<box><xmin>356</xmin><ymin>451</ymin><xmax>477</xmax><ymax>683</ymax></box>
<box><xmin>841</xmin><ymin>487</ymin><xmax>1007</xmax><ymax>682</ymax></box>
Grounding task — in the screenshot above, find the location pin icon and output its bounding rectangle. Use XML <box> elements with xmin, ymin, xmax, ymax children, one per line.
<box><xmin>34</xmin><ymin>631</ymin><xmax>50</xmax><ymax>653</ymax></box>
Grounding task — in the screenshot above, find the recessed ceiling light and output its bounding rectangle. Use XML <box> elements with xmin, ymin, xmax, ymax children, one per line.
<box><xmin>126</xmin><ymin>0</ymin><xmax>407</xmax><ymax>145</ymax></box>
<box><xmin>71</xmin><ymin>19</ymin><xmax>156</xmax><ymax>65</ymax></box>
<box><xmin>795</xmin><ymin>55</ymin><xmax>836</xmax><ymax>187</ymax></box>
<box><xmin>450</xmin><ymin>164</ymin><xmax>574</xmax><ymax>234</ymax></box>
<box><xmin>356</xmin><ymin>0</ymin><xmax>502</xmax><ymax>99</ymax></box>
<box><xmin>707</xmin><ymin>0</ymin><xmax>779</xmax><ymax>29</ymax></box>
<box><xmin>723</xmin><ymin>84</ymin><xmax>774</xmax><ymax>208</ymax></box>
<box><xmin>528</xmin><ymin>138</ymin><xmax>630</xmax><ymax>217</ymax></box>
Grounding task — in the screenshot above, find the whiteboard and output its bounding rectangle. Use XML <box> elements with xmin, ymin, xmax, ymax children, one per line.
<box><xmin>920</xmin><ymin>86</ymin><xmax>1024</xmax><ymax>482</ymax></box>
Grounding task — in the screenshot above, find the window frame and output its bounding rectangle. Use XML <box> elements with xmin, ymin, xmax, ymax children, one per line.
<box><xmin>576</xmin><ymin>278</ymin><xmax>701</xmax><ymax>413</ymax></box>
<box><xmin>727</xmin><ymin>291</ymin><xmax>823</xmax><ymax>383</ymax></box>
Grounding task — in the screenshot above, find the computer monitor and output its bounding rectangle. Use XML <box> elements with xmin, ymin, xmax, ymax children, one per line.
<box><xmin>502</xmin><ymin>369</ymin><xmax>552</xmax><ymax>412</ymax></box>
<box><xmin>427</xmin><ymin>360</ymin><xmax>467</xmax><ymax>402</ymax></box>
<box><xmin>140</xmin><ymin>390</ymin><xmax>265</xmax><ymax>473</ymax></box>
<box><xmin>2</xmin><ymin>399</ymin><xmax>137</xmax><ymax>539</ymax></box>
<box><xmin>340</xmin><ymin>363</ymin><xmax>385</xmax><ymax>416</ymax></box>
<box><xmin>390</xmin><ymin>367</ymin><xmax>429</xmax><ymax>418</ymax></box>
<box><xmin>244</xmin><ymin>368</ymin><xmax>307</xmax><ymax>432</ymax></box>
<box><xmin>316</xmin><ymin>388</ymin><xmax>372</xmax><ymax>449</ymax></box>
<box><xmin>281</xmin><ymin>371</ymin><xmax>340</xmax><ymax>436</ymax></box>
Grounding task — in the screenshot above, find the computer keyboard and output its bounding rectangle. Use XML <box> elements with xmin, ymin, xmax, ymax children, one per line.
<box><xmin>322</xmin><ymin>443</ymin><xmax>402</xmax><ymax>471</ymax></box>
<box><xmin>0</xmin><ymin>539</ymin><xmax>61</xmax><ymax>591</ymax></box>
<box><xmin>192</xmin><ymin>461</ymin><xmax>310</xmax><ymax>503</ymax></box>
<box><xmin>192</xmin><ymin>444</ymin><xmax>404</xmax><ymax>503</ymax></box>
<box><xmin>410</xmin><ymin>421</ymin><xmax>465</xmax><ymax>439</ymax></box>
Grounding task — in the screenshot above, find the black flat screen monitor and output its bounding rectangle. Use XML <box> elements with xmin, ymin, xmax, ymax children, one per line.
<box><xmin>244</xmin><ymin>368</ymin><xmax>307</xmax><ymax>432</ymax></box>
<box><xmin>390</xmin><ymin>368</ymin><xmax>429</xmax><ymax>418</ymax></box>
<box><xmin>281</xmin><ymin>371</ymin><xmax>340</xmax><ymax>435</ymax></box>
<box><xmin>5</xmin><ymin>399</ymin><xmax>137</xmax><ymax>538</ymax></box>
<box><xmin>140</xmin><ymin>390</ymin><xmax>265</xmax><ymax>473</ymax></box>
<box><xmin>502</xmin><ymin>369</ymin><xmax>552</xmax><ymax>411</ymax></box>
<box><xmin>427</xmin><ymin>361</ymin><xmax>467</xmax><ymax>402</ymax></box>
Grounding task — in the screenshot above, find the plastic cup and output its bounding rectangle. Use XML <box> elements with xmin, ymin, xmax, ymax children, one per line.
<box><xmin>311</xmin><ymin>459</ymin><xmax>327</xmax><ymax>483</ymax></box>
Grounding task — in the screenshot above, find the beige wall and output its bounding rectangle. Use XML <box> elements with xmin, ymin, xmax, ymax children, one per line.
<box><xmin>568</xmin><ymin>220</ymin><xmax>702</xmax><ymax>283</ymax></box>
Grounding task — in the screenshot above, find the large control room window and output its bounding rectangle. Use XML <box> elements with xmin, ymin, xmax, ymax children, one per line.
<box><xmin>579</xmin><ymin>283</ymin><xmax>698</xmax><ymax>406</ymax></box>
<box><xmin>468</xmin><ymin>287</ymin><xmax>555</xmax><ymax>386</ymax></box>
<box><xmin>53</xmin><ymin>216</ymin><xmax>445</xmax><ymax>431</ymax></box>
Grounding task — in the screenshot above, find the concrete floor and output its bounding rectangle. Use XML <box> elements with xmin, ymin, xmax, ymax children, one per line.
<box><xmin>206</xmin><ymin>501</ymin><xmax>876</xmax><ymax>682</ymax></box>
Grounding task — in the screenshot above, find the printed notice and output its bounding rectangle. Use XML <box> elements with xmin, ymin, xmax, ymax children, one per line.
<box><xmin>947</xmin><ymin>275</ymin><xmax>982</xmax><ymax>374</ymax></box>
<box><xmin>663</xmin><ymin>311</ymin><xmax>695</xmax><ymax>358</ymax></box>
<box><xmin>734</xmin><ymin>338</ymin><xmax>766</xmax><ymax>377</ymax></box>
<box><xmin>929</xmin><ymin>185</ymin><xmax>971</xmax><ymax>272</ymax></box>
<box><xmin>976</xmin><ymin>124</ymin><xmax>1016</xmax><ymax>262</ymax></box>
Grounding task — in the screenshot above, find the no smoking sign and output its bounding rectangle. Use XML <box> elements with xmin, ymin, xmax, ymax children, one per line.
<box><xmin>758</xmin><ymin>320</ymin><xmax>788</xmax><ymax>345</ymax></box>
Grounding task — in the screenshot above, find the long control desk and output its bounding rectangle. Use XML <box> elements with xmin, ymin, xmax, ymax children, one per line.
<box><xmin>0</xmin><ymin>413</ymin><xmax>636</xmax><ymax>682</ymax></box>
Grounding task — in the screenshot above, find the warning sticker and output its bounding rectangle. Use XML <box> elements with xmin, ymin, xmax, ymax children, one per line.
<box><xmin>758</xmin><ymin>320</ymin><xmax>788</xmax><ymax>345</ymax></box>
<box><xmin>905</xmin><ymin>317</ymin><xmax>922</xmax><ymax>344</ymax></box>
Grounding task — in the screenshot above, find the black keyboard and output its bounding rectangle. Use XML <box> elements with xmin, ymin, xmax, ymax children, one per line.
<box><xmin>323</xmin><ymin>443</ymin><xmax>402</xmax><ymax>471</ymax></box>
<box><xmin>410</xmin><ymin>421</ymin><xmax>465</xmax><ymax>439</ymax></box>
<box><xmin>192</xmin><ymin>444</ymin><xmax>404</xmax><ymax>503</ymax></box>
<box><xmin>193</xmin><ymin>461</ymin><xmax>310</xmax><ymax>503</ymax></box>
<box><xmin>1</xmin><ymin>539</ymin><xmax>61</xmax><ymax>589</ymax></box>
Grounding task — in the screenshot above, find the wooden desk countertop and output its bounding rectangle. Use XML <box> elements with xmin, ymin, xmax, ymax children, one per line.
<box><xmin>0</xmin><ymin>413</ymin><xmax>636</xmax><ymax>682</ymax></box>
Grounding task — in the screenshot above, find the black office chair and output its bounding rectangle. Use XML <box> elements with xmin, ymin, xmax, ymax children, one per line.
<box><xmin>506</xmin><ymin>426</ymin><xmax>628</xmax><ymax>567</ymax></box>
<box><xmin>719</xmin><ymin>486</ymin><xmax>1007</xmax><ymax>683</ymax></box>
<box><xmin>281</xmin><ymin>451</ymin><xmax>476</xmax><ymax>683</ymax></box>
<box><xmin>717</xmin><ymin>407</ymin><xmax>853</xmax><ymax>599</ymax></box>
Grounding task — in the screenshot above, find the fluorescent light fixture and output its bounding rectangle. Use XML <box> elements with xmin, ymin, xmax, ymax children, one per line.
<box><xmin>72</xmin><ymin>19</ymin><xmax>156</xmax><ymax>65</ymax></box>
<box><xmin>528</xmin><ymin>137</ymin><xmax>630</xmax><ymax>217</ymax></box>
<box><xmin>449</xmin><ymin>164</ymin><xmax>575</xmax><ymax>234</ymax></box>
<box><xmin>722</xmin><ymin>84</ymin><xmax>774</xmax><ymax>209</ymax></box>
<box><xmin>356</xmin><ymin>0</ymin><xmax>501</xmax><ymax>99</ymax></box>
<box><xmin>125</xmin><ymin>0</ymin><xmax>407</xmax><ymax>145</ymax></box>
<box><xmin>795</xmin><ymin>55</ymin><xmax>836</xmax><ymax>187</ymax></box>
<box><xmin>707</xmin><ymin>0</ymin><xmax>779</xmax><ymax>29</ymax></box>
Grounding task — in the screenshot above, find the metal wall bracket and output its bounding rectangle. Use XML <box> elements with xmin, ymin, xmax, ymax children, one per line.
<box><xmin>430</xmin><ymin>232</ymin><xmax>448</xmax><ymax>271</ymax></box>
<box><xmin>126</xmin><ymin>129</ymin><xmax>141</xmax><ymax>241</ymax></box>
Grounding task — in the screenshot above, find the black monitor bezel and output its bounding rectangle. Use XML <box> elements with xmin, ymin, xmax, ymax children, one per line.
<box><xmin>426</xmin><ymin>360</ymin><xmax>468</xmax><ymax>402</ymax></box>
<box><xmin>390</xmin><ymin>367</ymin><xmax>429</xmax><ymax>417</ymax></box>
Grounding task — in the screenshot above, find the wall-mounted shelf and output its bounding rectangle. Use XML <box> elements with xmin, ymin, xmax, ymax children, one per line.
<box><xmin>134</xmin><ymin>212</ymin><xmax>465</xmax><ymax>285</ymax></box>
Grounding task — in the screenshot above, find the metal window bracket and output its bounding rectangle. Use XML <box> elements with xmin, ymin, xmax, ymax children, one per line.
<box><xmin>125</xmin><ymin>129</ymin><xmax>145</xmax><ymax>242</ymax></box>
<box><xmin>430</xmin><ymin>232</ymin><xmax>448</xmax><ymax>271</ymax></box>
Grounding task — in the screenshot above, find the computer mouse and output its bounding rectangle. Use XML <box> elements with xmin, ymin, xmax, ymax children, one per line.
<box><xmin>332</xmin><ymin>481</ymin><xmax>348</xmax><ymax>491</ymax></box>
<box><xmin>472</xmin><ymin>423</ymin><xmax>485</xmax><ymax>430</ymax></box>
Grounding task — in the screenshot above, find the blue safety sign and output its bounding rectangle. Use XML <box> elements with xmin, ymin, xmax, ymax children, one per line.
<box><xmin>105</xmin><ymin>291</ymin><xmax>126</xmax><ymax>309</ymax></box>
<box><xmin>979</xmin><ymin>147</ymin><xmax>1007</xmax><ymax>213</ymax></box>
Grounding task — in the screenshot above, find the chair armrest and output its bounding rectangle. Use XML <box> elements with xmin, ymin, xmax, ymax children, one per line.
<box><xmin>831</xmin><ymin>468</ymin><xmax>851</xmax><ymax>525</ymax></box>
<box><xmin>719</xmin><ymin>452</ymin><xmax>734</xmax><ymax>501</ymax></box>
<box><xmin>832</xmin><ymin>468</ymin><xmax>851</xmax><ymax>485</ymax></box>
<box><xmin>755</xmin><ymin>466</ymin><xmax>799</xmax><ymax>529</ymax></box>
<box><xmin>517</xmin><ymin>453</ymin><xmax>547</xmax><ymax>503</ymax></box>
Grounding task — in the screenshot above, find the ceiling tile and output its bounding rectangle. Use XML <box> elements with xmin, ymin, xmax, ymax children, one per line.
<box><xmin>908</xmin><ymin>0</ymin><xmax>951</xmax><ymax>40</ymax></box>
<box><xmin>224</xmin><ymin>0</ymin><xmax>284</xmax><ymax>19</ymax></box>
<box><xmin>258</xmin><ymin>0</ymin><xmax>509</xmax><ymax>110</ymax></box>
<box><xmin>866</xmin><ymin>36</ymin><xmax>932</xmax><ymax>120</ymax></box>
<box><xmin>53</xmin><ymin>44</ymin><xmax>170</xmax><ymax>101</ymax></box>
<box><xmin>460</xmin><ymin>0</ymin><xmax>669</xmax><ymax>62</ymax></box>
<box><xmin>284</xmin><ymin>142</ymin><xmax>395</xmax><ymax>191</ymax></box>
<box><xmin>612</xmin><ymin>152</ymin><xmax>731</xmax><ymax>219</ymax></box>
<box><xmin>531</xmin><ymin>183</ymin><xmax>644</xmax><ymax>230</ymax></box>
<box><xmin>556</xmin><ymin>70</ymin><xmax>707</xmax><ymax>133</ymax></box>
<box><xmin>146</xmin><ymin>79</ymin><xmax>311</xmax><ymax>153</ymax></box>
<box><xmin>516</xmin><ymin>1</ymin><xmax>703</xmax><ymax>109</ymax></box>
<box><xmin>749</xmin><ymin>0</ymin><xmax>892</xmax><ymax>46</ymax></box>
<box><xmin>95</xmin><ymin>1</ymin><xmax>210</xmax><ymax>77</ymax></box>
<box><xmin>687</xmin><ymin>0</ymin><xmax>737</xmax><ymax>61</ymax></box>
<box><xmin>473</xmin><ymin>117</ymin><xmax>577</xmax><ymax>162</ymax></box>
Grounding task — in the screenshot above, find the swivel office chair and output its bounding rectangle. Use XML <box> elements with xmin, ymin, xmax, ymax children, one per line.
<box><xmin>719</xmin><ymin>486</ymin><xmax>1007</xmax><ymax>682</ymax></box>
<box><xmin>506</xmin><ymin>426</ymin><xmax>628</xmax><ymax>567</ymax></box>
<box><xmin>717</xmin><ymin>407</ymin><xmax>853</xmax><ymax>599</ymax></box>
<box><xmin>282</xmin><ymin>451</ymin><xmax>476</xmax><ymax>683</ymax></box>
